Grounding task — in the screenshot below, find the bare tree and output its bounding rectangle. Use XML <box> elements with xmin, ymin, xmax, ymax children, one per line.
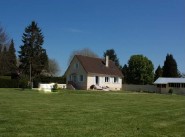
<box><xmin>68</xmin><ymin>48</ymin><xmax>98</xmax><ymax>64</ymax></box>
<box><xmin>0</xmin><ymin>26</ymin><xmax>9</xmax><ymax>47</ymax></box>
<box><xmin>48</xmin><ymin>58</ymin><xmax>61</xmax><ymax>76</ymax></box>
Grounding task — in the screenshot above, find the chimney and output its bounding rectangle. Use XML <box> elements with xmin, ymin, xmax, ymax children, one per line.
<box><xmin>105</xmin><ymin>55</ymin><xmax>109</xmax><ymax>67</ymax></box>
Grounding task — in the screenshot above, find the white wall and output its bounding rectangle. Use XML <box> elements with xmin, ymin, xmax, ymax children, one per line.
<box><xmin>87</xmin><ymin>74</ymin><xmax>122</xmax><ymax>90</ymax></box>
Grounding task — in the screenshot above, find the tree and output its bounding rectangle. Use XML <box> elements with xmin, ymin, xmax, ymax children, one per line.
<box><xmin>122</xmin><ymin>64</ymin><xmax>128</xmax><ymax>83</ymax></box>
<box><xmin>68</xmin><ymin>48</ymin><xmax>98</xmax><ymax>64</ymax></box>
<box><xmin>18</xmin><ymin>21</ymin><xmax>48</xmax><ymax>79</ymax></box>
<box><xmin>0</xmin><ymin>46</ymin><xmax>9</xmax><ymax>75</ymax></box>
<box><xmin>0</xmin><ymin>25</ymin><xmax>10</xmax><ymax>76</ymax></box>
<box><xmin>0</xmin><ymin>26</ymin><xmax>9</xmax><ymax>47</ymax></box>
<box><xmin>154</xmin><ymin>65</ymin><xmax>163</xmax><ymax>81</ymax></box>
<box><xmin>47</xmin><ymin>58</ymin><xmax>61</xmax><ymax>76</ymax></box>
<box><xmin>104</xmin><ymin>49</ymin><xmax>121</xmax><ymax>68</ymax></box>
<box><xmin>7</xmin><ymin>39</ymin><xmax>17</xmax><ymax>73</ymax></box>
<box><xmin>163</xmin><ymin>54</ymin><xmax>178</xmax><ymax>77</ymax></box>
<box><xmin>127</xmin><ymin>55</ymin><xmax>154</xmax><ymax>84</ymax></box>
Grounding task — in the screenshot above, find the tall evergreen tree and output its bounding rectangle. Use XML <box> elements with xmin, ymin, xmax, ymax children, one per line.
<box><xmin>8</xmin><ymin>39</ymin><xmax>17</xmax><ymax>72</ymax></box>
<box><xmin>154</xmin><ymin>65</ymin><xmax>163</xmax><ymax>80</ymax></box>
<box><xmin>18</xmin><ymin>21</ymin><xmax>48</xmax><ymax>79</ymax></box>
<box><xmin>163</xmin><ymin>54</ymin><xmax>178</xmax><ymax>77</ymax></box>
<box><xmin>104</xmin><ymin>49</ymin><xmax>121</xmax><ymax>68</ymax></box>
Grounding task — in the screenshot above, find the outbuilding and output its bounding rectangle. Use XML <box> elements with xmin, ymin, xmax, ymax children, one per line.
<box><xmin>154</xmin><ymin>77</ymin><xmax>185</xmax><ymax>94</ymax></box>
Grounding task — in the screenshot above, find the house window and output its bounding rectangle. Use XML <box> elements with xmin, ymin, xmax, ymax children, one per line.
<box><xmin>74</xmin><ymin>63</ymin><xmax>79</xmax><ymax>69</ymax></box>
<box><xmin>181</xmin><ymin>83</ymin><xmax>185</xmax><ymax>88</ymax></box>
<box><xmin>79</xmin><ymin>75</ymin><xmax>83</xmax><ymax>82</ymax></box>
<box><xmin>114</xmin><ymin>77</ymin><xmax>118</xmax><ymax>83</ymax></box>
<box><xmin>169</xmin><ymin>83</ymin><xmax>180</xmax><ymax>88</ymax></box>
<box><xmin>105</xmin><ymin>77</ymin><xmax>109</xmax><ymax>82</ymax></box>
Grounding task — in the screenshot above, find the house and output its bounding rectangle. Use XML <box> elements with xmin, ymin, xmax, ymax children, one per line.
<box><xmin>65</xmin><ymin>55</ymin><xmax>123</xmax><ymax>90</ymax></box>
<box><xmin>154</xmin><ymin>77</ymin><xmax>185</xmax><ymax>94</ymax></box>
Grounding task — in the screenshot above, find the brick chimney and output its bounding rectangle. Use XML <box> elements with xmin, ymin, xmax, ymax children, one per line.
<box><xmin>105</xmin><ymin>55</ymin><xmax>109</xmax><ymax>67</ymax></box>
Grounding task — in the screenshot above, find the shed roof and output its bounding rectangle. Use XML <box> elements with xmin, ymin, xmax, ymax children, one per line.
<box><xmin>154</xmin><ymin>77</ymin><xmax>185</xmax><ymax>84</ymax></box>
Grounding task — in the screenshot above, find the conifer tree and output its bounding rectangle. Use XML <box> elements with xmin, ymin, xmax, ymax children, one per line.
<box><xmin>104</xmin><ymin>49</ymin><xmax>121</xmax><ymax>68</ymax></box>
<box><xmin>1</xmin><ymin>46</ymin><xmax>9</xmax><ymax>75</ymax></box>
<box><xmin>18</xmin><ymin>21</ymin><xmax>48</xmax><ymax>78</ymax></box>
<box><xmin>154</xmin><ymin>65</ymin><xmax>163</xmax><ymax>80</ymax></box>
<box><xmin>8</xmin><ymin>39</ymin><xmax>17</xmax><ymax>72</ymax></box>
<box><xmin>163</xmin><ymin>54</ymin><xmax>178</xmax><ymax>77</ymax></box>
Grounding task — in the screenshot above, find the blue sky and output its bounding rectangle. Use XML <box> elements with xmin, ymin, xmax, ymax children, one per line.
<box><xmin>0</xmin><ymin>0</ymin><xmax>184</xmax><ymax>75</ymax></box>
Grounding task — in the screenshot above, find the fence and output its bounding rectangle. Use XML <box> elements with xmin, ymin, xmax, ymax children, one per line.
<box><xmin>122</xmin><ymin>84</ymin><xmax>158</xmax><ymax>93</ymax></box>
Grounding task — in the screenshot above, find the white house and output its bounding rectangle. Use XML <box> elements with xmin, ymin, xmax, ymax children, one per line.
<box><xmin>65</xmin><ymin>55</ymin><xmax>123</xmax><ymax>91</ymax></box>
<box><xmin>154</xmin><ymin>77</ymin><xmax>185</xmax><ymax>94</ymax></box>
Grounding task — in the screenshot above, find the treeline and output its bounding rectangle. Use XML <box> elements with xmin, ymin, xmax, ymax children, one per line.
<box><xmin>0</xmin><ymin>22</ymin><xmax>62</xmax><ymax>88</ymax></box>
<box><xmin>103</xmin><ymin>49</ymin><xmax>181</xmax><ymax>85</ymax></box>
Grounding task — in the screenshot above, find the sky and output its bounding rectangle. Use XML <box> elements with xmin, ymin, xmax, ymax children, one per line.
<box><xmin>0</xmin><ymin>0</ymin><xmax>184</xmax><ymax>75</ymax></box>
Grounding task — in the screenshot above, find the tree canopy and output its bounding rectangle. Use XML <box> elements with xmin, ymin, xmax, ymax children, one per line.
<box><xmin>18</xmin><ymin>21</ymin><xmax>48</xmax><ymax>79</ymax></box>
<box><xmin>127</xmin><ymin>55</ymin><xmax>154</xmax><ymax>84</ymax></box>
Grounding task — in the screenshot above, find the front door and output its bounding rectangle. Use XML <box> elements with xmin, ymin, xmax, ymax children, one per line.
<box><xmin>95</xmin><ymin>76</ymin><xmax>99</xmax><ymax>85</ymax></box>
<box><xmin>73</xmin><ymin>75</ymin><xmax>77</xmax><ymax>82</ymax></box>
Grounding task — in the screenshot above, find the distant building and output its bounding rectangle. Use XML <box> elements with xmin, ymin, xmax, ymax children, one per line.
<box><xmin>154</xmin><ymin>77</ymin><xmax>185</xmax><ymax>94</ymax></box>
<box><xmin>65</xmin><ymin>55</ymin><xmax>123</xmax><ymax>90</ymax></box>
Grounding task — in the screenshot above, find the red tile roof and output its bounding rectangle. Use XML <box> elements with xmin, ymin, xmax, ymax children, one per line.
<box><xmin>76</xmin><ymin>55</ymin><xmax>123</xmax><ymax>77</ymax></box>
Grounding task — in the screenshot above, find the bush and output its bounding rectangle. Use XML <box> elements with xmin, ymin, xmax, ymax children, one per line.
<box><xmin>52</xmin><ymin>83</ymin><xmax>58</xmax><ymax>92</ymax></box>
<box><xmin>169</xmin><ymin>89</ymin><xmax>173</xmax><ymax>94</ymax></box>
<box><xmin>19</xmin><ymin>78</ymin><xmax>28</xmax><ymax>90</ymax></box>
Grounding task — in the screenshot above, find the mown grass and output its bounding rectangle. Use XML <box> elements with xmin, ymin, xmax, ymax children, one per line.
<box><xmin>0</xmin><ymin>88</ymin><xmax>185</xmax><ymax>137</ymax></box>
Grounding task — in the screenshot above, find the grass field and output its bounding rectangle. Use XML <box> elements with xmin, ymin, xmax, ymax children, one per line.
<box><xmin>0</xmin><ymin>89</ymin><xmax>185</xmax><ymax>137</ymax></box>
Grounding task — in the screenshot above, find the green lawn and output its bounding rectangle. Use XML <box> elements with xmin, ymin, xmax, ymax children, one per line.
<box><xmin>0</xmin><ymin>89</ymin><xmax>185</xmax><ymax>137</ymax></box>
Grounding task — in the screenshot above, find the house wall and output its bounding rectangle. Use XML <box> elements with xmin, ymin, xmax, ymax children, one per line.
<box><xmin>65</xmin><ymin>56</ymin><xmax>87</xmax><ymax>89</ymax></box>
<box><xmin>87</xmin><ymin>74</ymin><xmax>122</xmax><ymax>90</ymax></box>
<box><xmin>157</xmin><ymin>84</ymin><xmax>185</xmax><ymax>95</ymax></box>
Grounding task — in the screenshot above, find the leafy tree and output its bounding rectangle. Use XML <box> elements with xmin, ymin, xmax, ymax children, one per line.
<box><xmin>154</xmin><ymin>65</ymin><xmax>163</xmax><ymax>81</ymax></box>
<box><xmin>163</xmin><ymin>54</ymin><xmax>178</xmax><ymax>77</ymax></box>
<box><xmin>8</xmin><ymin>39</ymin><xmax>17</xmax><ymax>73</ymax></box>
<box><xmin>122</xmin><ymin>64</ymin><xmax>128</xmax><ymax>83</ymax></box>
<box><xmin>104</xmin><ymin>49</ymin><xmax>120</xmax><ymax>68</ymax></box>
<box><xmin>68</xmin><ymin>48</ymin><xmax>98</xmax><ymax>64</ymax></box>
<box><xmin>127</xmin><ymin>55</ymin><xmax>154</xmax><ymax>84</ymax></box>
<box><xmin>18</xmin><ymin>21</ymin><xmax>48</xmax><ymax>79</ymax></box>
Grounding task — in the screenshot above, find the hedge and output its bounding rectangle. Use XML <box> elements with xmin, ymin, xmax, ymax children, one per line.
<box><xmin>0</xmin><ymin>78</ymin><xmax>19</xmax><ymax>88</ymax></box>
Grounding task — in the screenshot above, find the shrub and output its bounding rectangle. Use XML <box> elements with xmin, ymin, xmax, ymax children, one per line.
<box><xmin>19</xmin><ymin>78</ymin><xmax>28</xmax><ymax>90</ymax></box>
<box><xmin>52</xmin><ymin>83</ymin><xmax>58</xmax><ymax>92</ymax></box>
<box><xmin>169</xmin><ymin>89</ymin><xmax>173</xmax><ymax>94</ymax></box>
